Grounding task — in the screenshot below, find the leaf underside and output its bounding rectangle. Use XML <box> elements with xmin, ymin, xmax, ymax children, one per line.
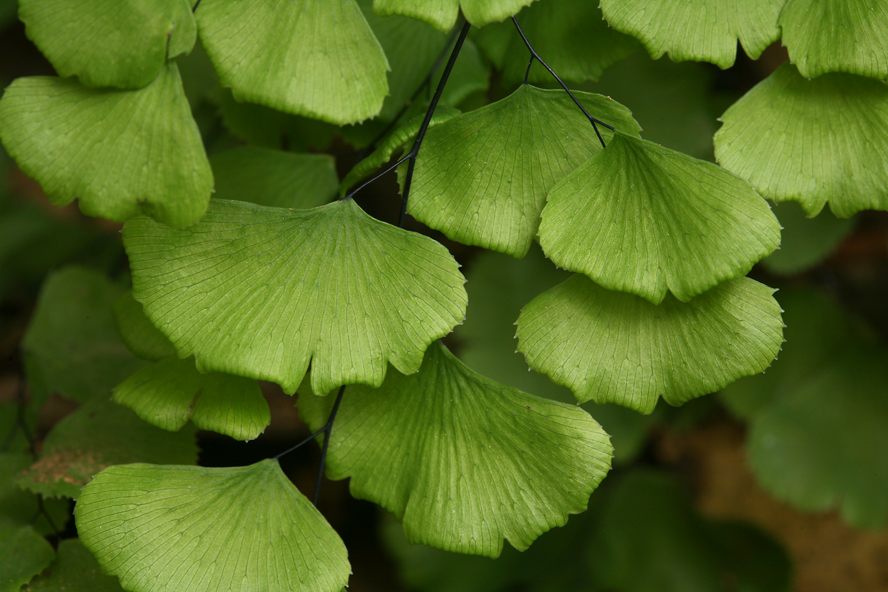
<box><xmin>75</xmin><ymin>460</ymin><xmax>350</xmax><ymax>592</ymax></box>
<box><xmin>373</xmin><ymin>0</ymin><xmax>537</xmax><ymax>32</ymax></box>
<box><xmin>123</xmin><ymin>199</ymin><xmax>467</xmax><ymax>395</ymax></box>
<box><xmin>298</xmin><ymin>341</ymin><xmax>612</xmax><ymax>558</ymax></box>
<box><xmin>516</xmin><ymin>275</ymin><xmax>785</xmax><ymax>414</ymax></box>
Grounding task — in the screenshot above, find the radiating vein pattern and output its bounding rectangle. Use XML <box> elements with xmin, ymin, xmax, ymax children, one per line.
<box><xmin>123</xmin><ymin>199</ymin><xmax>467</xmax><ymax>394</ymax></box>
<box><xmin>373</xmin><ymin>0</ymin><xmax>536</xmax><ymax>32</ymax></box>
<box><xmin>75</xmin><ymin>461</ymin><xmax>350</xmax><ymax>592</ymax></box>
<box><xmin>516</xmin><ymin>276</ymin><xmax>784</xmax><ymax>413</ymax></box>
<box><xmin>298</xmin><ymin>342</ymin><xmax>612</xmax><ymax>558</ymax></box>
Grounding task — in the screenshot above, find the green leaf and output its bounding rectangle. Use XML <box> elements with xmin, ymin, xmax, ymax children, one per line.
<box><xmin>516</xmin><ymin>275</ymin><xmax>784</xmax><ymax>414</ymax></box>
<box><xmin>600</xmin><ymin>0</ymin><xmax>783</xmax><ymax>68</ymax></box>
<box><xmin>114</xmin><ymin>356</ymin><xmax>270</xmax><ymax>441</ymax></box>
<box><xmin>474</xmin><ymin>0</ymin><xmax>639</xmax><ymax>84</ymax></box>
<box><xmin>0</xmin><ymin>519</ymin><xmax>55</xmax><ymax>592</ymax></box>
<box><xmin>196</xmin><ymin>0</ymin><xmax>389</xmax><ymax>125</ymax></box>
<box><xmin>373</xmin><ymin>0</ymin><xmax>536</xmax><ymax>32</ymax></box>
<box><xmin>714</xmin><ymin>63</ymin><xmax>888</xmax><ymax>218</ymax></box>
<box><xmin>24</xmin><ymin>539</ymin><xmax>126</xmax><ymax>592</ymax></box>
<box><xmin>0</xmin><ymin>453</ymin><xmax>69</xmax><ymax>535</ymax></box>
<box><xmin>406</xmin><ymin>85</ymin><xmax>641</xmax><ymax>257</ymax></box>
<box><xmin>75</xmin><ymin>460</ymin><xmax>350</xmax><ymax>592</ymax></box>
<box><xmin>298</xmin><ymin>341</ymin><xmax>612</xmax><ymax>558</ymax></box>
<box><xmin>0</xmin><ymin>65</ymin><xmax>212</xmax><ymax>228</ymax></box>
<box><xmin>538</xmin><ymin>132</ymin><xmax>780</xmax><ymax>304</ymax></box>
<box><xmin>23</xmin><ymin>267</ymin><xmax>148</xmax><ymax>406</ymax></box>
<box><xmin>18</xmin><ymin>0</ymin><xmax>196</xmax><ymax>89</ymax></box>
<box><xmin>210</xmin><ymin>147</ymin><xmax>338</xmax><ymax>209</ymax></box>
<box><xmin>123</xmin><ymin>198</ymin><xmax>467</xmax><ymax>395</ymax></box>
<box><xmin>779</xmin><ymin>0</ymin><xmax>888</xmax><ymax>79</ymax></box>
<box><xmin>15</xmin><ymin>396</ymin><xmax>197</xmax><ymax>499</ymax></box>
<box><xmin>761</xmin><ymin>201</ymin><xmax>854</xmax><ymax>276</ymax></box>
<box><xmin>112</xmin><ymin>291</ymin><xmax>177</xmax><ymax>362</ymax></box>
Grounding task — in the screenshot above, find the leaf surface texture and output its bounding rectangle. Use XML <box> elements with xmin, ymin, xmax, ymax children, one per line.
<box><xmin>373</xmin><ymin>0</ymin><xmax>536</xmax><ymax>31</ymax></box>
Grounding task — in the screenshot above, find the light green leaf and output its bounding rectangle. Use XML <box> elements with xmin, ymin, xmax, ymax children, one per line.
<box><xmin>474</xmin><ymin>0</ymin><xmax>639</xmax><ymax>84</ymax></box>
<box><xmin>114</xmin><ymin>356</ymin><xmax>270</xmax><ymax>441</ymax></box>
<box><xmin>210</xmin><ymin>147</ymin><xmax>338</xmax><ymax>209</ymax></box>
<box><xmin>24</xmin><ymin>539</ymin><xmax>126</xmax><ymax>592</ymax></box>
<box><xmin>18</xmin><ymin>0</ymin><xmax>195</xmax><ymax>89</ymax></box>
<box><xmin>779</xmin><ymin>0</ymin><xmax>888</xmax><ymax>79</ymax></box>
<box><xmin>196</xmin><ymin>0</ymin><xmax>389</xmax><ymax>125</ymax></box>
<box><xmin>112</xmin><ymin>291</ymin><xmax>177</xmax><ymax>362</ymax></box>
<box><xmin>0</xmin><ymin>65</ymin><xmax>212</xmax><ymax>228</ymax></box>
<box><xmin>123</xmin><ymin>198</ymin><xmax>467</xmax><ymax>395</ymax></box>
<box><xmin>538</xmin><ymin>132</ymin><xmax>780</xmax><ymax>304</ymax></box>
<box><xmin>75</xmin><ymin>460</ymin><xmax>350</xmax><ymax>592</ymax></box>
<box><xmin>298</xmin><ymin>341</ymin><xmax>612</xmax><ymax>558</ymax></box>
<box><xmin>23</xmin><ymin>267</ymin><xmax>148</xmax><ymax>406</ymax></box>
<box><xmin>406</xmin><ymin>85</ymin><xmax>641</xmax><ymax>257</ymax></box>
<box><xmin>761</xmin><ymin>201</ymin><xmax>855</xmax><ymax>275</ymax></box>
<box><xmin>15</xmin><ymin>396</ymin><xmax>197</xmax><ymax>499</ymax></box>
<box><xmin>600</xmin><ymin>0</ymin><xmax>783</xmax><ymax>68</ymax></box>
<box><xmin>516</xmin><ymin>275</ymin><xmax>784</xmax><ymax>414</ymax></box>
<box><xmin>714</xmin><ymin>63</ymin><xmax>888</xmax><ymax>218</ymax></box>
<box><xmin>0</xmin><ymin>453</ymin><xmax>69</xmax><ymax>535</ymax></box>
<box><xmin>0</xmin><ymin>519</ymin><xmax>55</xmax><ymax>592</ymax></box>
<box><xmin>373</xmin><ymin>0</ymin><xmax>537</xmax><ymax>32</ymax></box>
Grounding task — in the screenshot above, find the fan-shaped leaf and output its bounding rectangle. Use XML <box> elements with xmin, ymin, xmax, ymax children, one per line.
<box><xmin>0</xmin><ymin>520</ymin><xmax>55</xmax><ymax>592</ymax></box>
<box><xmin>24</xmin><ymin>539</ymin><xmax>126</xmax><ymax>592</ymax></box>
<box><xmin>196</xmin><ymin>0</ymin><xmax>389</xmax><ymax>125</ymax></box>
<box><xmin>779</xmin><ymin>0</ymin><xmax>888</xmax><ymax>79</ymax></box>
<box><xmin>298</xmin><ymin>341</ymin><xmax>612</xmax><ymax>558</ymax></box>
<box><xmin>600</xmin><ymin>0</ymin><xmax>782</xmax><ymax>68</ymax></box>
<box><xmin>516</xmin><ymin>275</ymin><xmax>784</xmax><ymax>413</ymax></box>
<box><xmin>112</xmin><ymin>291</ymin><xmax>177</xmax><ymax>362</ymax></box>
<box><xmin>715</xmin><ymin>63</ymin><xmax>888</xmax><ymax>217</ymax></box>
<box><xmin>210</xmin><ymin>147</ymin><xmax>337</xmax><ymax>209</ymax></box>
<box><xmin>114</xmin><ymin>357</ymin><xmax>270</xmax><ymax>441</ymax></box>
<box><xmin>123</xmin><ymin>199</ymin><xmax>467</xmax><ymax>395</ymax></box>
<box><xmin>18</xmin><ymin>0</ymin><xmax>196</xmax><ymax>89</ymax></box>
<box><xmin>373</xmin><ymin>0</ymin><xmax>536</xmax><ymax>32</ymax></box>
<box><xmin>406</xmin><ymin>85</ymin><xmax>641</xmax><ymax>257</ymax></box>
<box><xmin>539</xmin><ymin>132</ymin><xmax>780</xmax><ymax>304</ymax></box>
<box><xmin>75</xmin><ymin>460</ymin><xmax>350</xmax><ymax>592</ymax></box>
<box><xmin>0</xmin><ymin>65</ymin><xmax>212</xmax><ymax>228</ymax></box>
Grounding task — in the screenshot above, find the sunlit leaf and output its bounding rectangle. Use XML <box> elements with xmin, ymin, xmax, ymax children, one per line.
<box><xmin>196</xmin><ymin>0</ymin><xmax>389</xmax><ymax>125</ymax></box>
<box><xmin>516</xmin><ymin>275</ymin><xmax>784</xmax><ymax>413</ymax></box>
<box><xmin>406</xmin><ymin>85</ymin><xmax>640</xmax><ymax>257</ymax></box>
<box><xmin>210</xmin><ymin>147</ymin><xmax>338</xmax><ymax>209</ymax></box>
<box><xmin>18</xmin><ymin>0</ymin><xmax>195</xmax><ymax>89</ymax></box>
<box><xmin>75</xmin><ymin>460</ymin><xmax>350</xmax><ymax>592</ymax></box>
<box><xmin>15</xmin><ymin>396</ymin><xmax>197</xmax><ymax>499</ymax></box>
<box><xmin>298</xmin><ymin>341</ymin><xmax>612</xmax><ymax>558</ymax></box>
<box><xmin>373</xmin><ymin>0</ymin><xmax>536</xmax><ymax>32</ymax></box>
<box><xmin>0</xmin><ymin>65</ymin><xmax>212</xmax><ymax>228</ymax></box>
<box><xmin>123</xmin><ymin>198</ymin><xmax>467</xmax><ymax>395</ymax></box>
<box><xmin>600</xmin><ymin>0</ymin><xmax>782</xmax><ymax>68</ymax></box>
<box><xmin>715</xmin><ymin>63</ymin><xmax>888</xmax><ymax>217</ymax></box>
<box><xmin>779</xmin><ymin>0</ymin><xmax>888</xmax><ymax>79</ymax></box>
<box><xmin>761</xmin><ymin>201</ymin><xmax>854</xmax><ymax>275</ymax></box>
<box><xmin>539</xmin><ymin>132</ymin><xmax>780</xmax><ymax>304</ymax></box>
<box><xmin>114</xmin><ymin>356</ymin><xmax>270</xmax><ymax>441</ymax></box>
<box><xmin>0</xmin><ymin>519</ymin><xmax>55</xmax><ymax>592</ymax></box>
<box><xmin>112</xmin><ymin>291</ymin><xmax>177</xmax><ymax>362</ymax></box>
<box><xmin>23</xmin><ymin>267</ymin><xmax>148</xmax><ymax>406</ymax></box>
<box><xmin>24</xmin><ymin>539</ymin><xmax>126</xmax><ymax>592</ymax></box>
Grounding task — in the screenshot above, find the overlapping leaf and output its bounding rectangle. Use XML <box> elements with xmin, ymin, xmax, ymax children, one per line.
<box><xmin>18</xmin><ymin>0</ymin><xmax>196</xmax><ymax>89</ymax></box>
<box><xmin>715</xmin><ymin>63</ymin><xmax>888</xmax><ymax>217</ymax></box>
<box><xmin>373</xmin><ymin>0</ymin><xmax>536</xmax><ymax>32</ymax></box>
<box><xmin>406</xmin><ymin>85</ymin><xmax>641</xmax><ymax>257</ymax></box>
<box><xmin>16</xmin><ymin>396</ymin><xmax>197</xmax><ymax>499</ymax></box>
<box><xmin>196</xmin><ymin>0</ymin><xmax>389</xmax><ymax>125</ymax></box>
<box><xmin>123</xmin><ymin>198</ymin><xmax>467</xmax><ymax>394</ymax></box>
<box><xmin>114</xmin><ymin>356</ymin><xmax>270</xmax><ymax>441</ymax></box>
<box><xmin>75</xmin><ymin>460</ymin><xmax>350</xmax><ymax>592</ymax></box>
<box><xmin>538</xmin><ymin>132</ymin><xmax>780</xmax><ymax>304</ymax></box>
<box><xmin>516</xmin><ymin>275</ymin><xmax>784</xmax><ymax>413</ymax></box>
<box><xmin>24</xmin><ymin>539</ymin><xmax>126</xmax><ymax>592</ymax></box>
<box><xmin>0</xmin><ymin>65</ymin><xmax>212</xmax><ymax>228</ymax></box>
<box><xmin>112</xmin><ymin>291</ymin><xmax>177</xmax><ymax>362</ymax></box>
<box><xmin>600</xmin><ymin>0</ymin><xmax>782</xmax><ymax>68</ymax></box>
<box><xmin>779</xmin><ymin>0</ymin><xmax>888</xmax><ymax>79</ymax></box>
<box><xmin>298</xmin><ymin>341</ymin><xmax>612</xmax><ymax>558</ymax></box>
<box><xmin>0</xmin><ymin>519</ymin><xmax>55</xmax><ymax>592</ymax></box>
<box><xmin>210</xmin><ymin>147</ymin><xmax>338</xmax><ymax>209</ymax></box>
<box><xmin>0</xmin><ymin>454</ymin><xmax>69</xmax><ymax>534</ymax></box>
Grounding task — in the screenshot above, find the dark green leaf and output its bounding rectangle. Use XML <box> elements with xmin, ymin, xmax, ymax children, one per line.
<box><xmin>24</xmin><ymin>539</ymin><xmax>126</xmax><ymax>592</ymax></box>
<box><xmin>0</xmin><ymin>520</ymin><xmax>55</xmax><ymax>592</ymax></box>
<box><xmin>761</xmin><ymin>201</ymin><xmax>854</xmax><ymax>275</ymax></box>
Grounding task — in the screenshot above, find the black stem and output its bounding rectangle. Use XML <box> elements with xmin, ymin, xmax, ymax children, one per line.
<box><xmin>342</xmin><ymin>153</ymin><xmax>412</xmax><ymax>201</ymax></box>
<box><xmin>398</xmin><ymin>19</ymin><xmax>472</xmax><ymax>227</ymax></box>
<box><xmin>510</xmin><ymin>16</ymin><xmax>613</xmax><ymax>148</ymax></box>
<box><xmin>312</xmin><ymin>385</ymin><xmax>346</xmax><ymax>506</ymax></box>
<box><xmin>192</xmin><ymin>0</ymin><xmax>201</xmax><ymax>13</ymax></box>
<box><xmin>524</xmin><ymin>55</ymin><xmax>534</xmax><ymax>84</ymax></box>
